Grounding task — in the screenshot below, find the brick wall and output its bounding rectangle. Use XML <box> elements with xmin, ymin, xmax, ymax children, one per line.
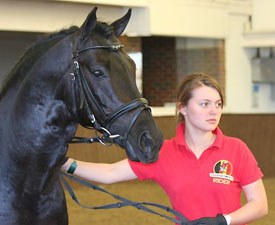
<box><xmin>119</xmin><ymin>36</ymin><xmax>141</xmax><ymax>52</ymax></box>
<box><xmin>177</xmin><ymin>40</ymin><xmax>225</xmax><ymax>97</ymax></box>
<box><xmin>120</xmin><ymin>36</ymin><xmax>225</xmax><ymax>106</ymax></box>
<box><xmin>142</xmin><ymin>36</ymin><xmax>178</xmax><ymax>106</ymax></box>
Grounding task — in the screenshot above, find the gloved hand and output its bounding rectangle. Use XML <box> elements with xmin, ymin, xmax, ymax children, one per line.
<box><xmin>184</xmin><ymin>214</ymin><xmax>227</xmax><ymax>225</ymax></box>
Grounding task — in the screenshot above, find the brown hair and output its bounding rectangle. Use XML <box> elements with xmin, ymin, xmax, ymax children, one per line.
<box><xmin>176</xmin><ymin>73</ymin><xmax>224</xmax><ymax>122</ymax></box>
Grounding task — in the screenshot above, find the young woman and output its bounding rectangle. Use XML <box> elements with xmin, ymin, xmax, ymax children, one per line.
<box><xmin>63</xmin><ymin>73</ymin><xmax>268</xmax><ymax>225</ymax></box>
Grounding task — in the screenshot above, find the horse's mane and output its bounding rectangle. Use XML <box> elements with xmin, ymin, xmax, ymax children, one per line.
<box><xmin>0</xmin><ymin>21</ymin><xmax>115</xmax><ymax>98</ymax></box>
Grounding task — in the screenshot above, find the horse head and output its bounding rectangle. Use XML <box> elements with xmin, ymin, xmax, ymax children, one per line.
<box><xmin>64</xmin><ymin>8</ymin><xmax>163</xmax><ymax>163</ymax></box>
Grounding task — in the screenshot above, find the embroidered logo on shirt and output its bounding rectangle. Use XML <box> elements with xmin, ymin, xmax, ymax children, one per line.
<box><xmin>209</xmin><ymin>160</ymin><xmax>234</xmax><ymax>185</ymax></box>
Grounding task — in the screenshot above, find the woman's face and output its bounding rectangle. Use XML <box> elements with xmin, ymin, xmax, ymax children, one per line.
<box><xmin>179</xmin><ymin>86</ymin><xmax>223</xmax><ymax>132</ymax></box>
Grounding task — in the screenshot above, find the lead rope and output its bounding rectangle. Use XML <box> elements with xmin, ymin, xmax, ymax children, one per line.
<box><xmin>60</xmin><ymin>172</ymin><xmax>189</xmax><ymax>225</ymax></box>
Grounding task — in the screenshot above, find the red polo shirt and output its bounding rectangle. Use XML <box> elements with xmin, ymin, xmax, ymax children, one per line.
<box><xmin>128</xmin><ymin>123</ymin><xmax>263</xmax><ymax>222</ymax></box>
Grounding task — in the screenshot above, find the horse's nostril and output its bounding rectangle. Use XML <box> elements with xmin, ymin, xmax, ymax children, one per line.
<box><xmin>139</xmin><ymin>131</ymin><xmax>153</xmax><ymax>152</ymax></box>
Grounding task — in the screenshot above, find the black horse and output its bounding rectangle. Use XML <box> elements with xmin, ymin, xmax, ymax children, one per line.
<box><xmin>0</xmin><ymin>8</ymin><xmax>163</xmax><ymax>225</ymax></box>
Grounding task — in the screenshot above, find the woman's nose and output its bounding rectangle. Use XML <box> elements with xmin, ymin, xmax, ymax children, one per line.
<box><xmin>209</xmin><ymin>104</ymin><xmax>219</xmax><ymax>114</ymax></box>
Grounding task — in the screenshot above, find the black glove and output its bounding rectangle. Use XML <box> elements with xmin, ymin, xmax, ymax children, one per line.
<box><xmin>184</xmin><ymin>214</ymin><xmax>227</xmax><ymax>225</ymax></box>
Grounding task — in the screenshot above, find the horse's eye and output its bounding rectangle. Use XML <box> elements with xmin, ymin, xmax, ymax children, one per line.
<box><xmin>92</xmin><ymin>70</ymin><xmax>105</xmax><ymax>77</ymax></box>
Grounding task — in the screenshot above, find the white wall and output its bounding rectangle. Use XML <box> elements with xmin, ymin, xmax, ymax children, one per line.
<box><xmin>148</xmin><ymin>0</ymin><xmax>227</xmax><ymax>38</ymax></box>
<box><xmin>0</xmin><ymin>1</ymin><xmax>149</xmax><ymax>35</ymax></box>
<box><xmin>225</xmin><ymin>13</ymin><xmax>255</xmax><ymax>113</ymax></box>
<box><xmin>252</xmin><ymin>0</ymin><xmax>275</xmax><ymax>31</ymax></box>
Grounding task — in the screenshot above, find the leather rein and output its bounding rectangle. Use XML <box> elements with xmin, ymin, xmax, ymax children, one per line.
<box><xmin>61</xmin><ymin>171</ymin><xmax>188</xmax><ymax>225</ymax></box>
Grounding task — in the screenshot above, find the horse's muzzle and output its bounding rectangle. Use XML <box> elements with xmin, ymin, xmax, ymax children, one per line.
<box><xmin>123</xmin><ymin>124</ymin><xmax>163</xmax><ymax>163</ymax></box>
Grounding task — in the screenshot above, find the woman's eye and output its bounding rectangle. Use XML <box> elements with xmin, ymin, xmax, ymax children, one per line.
<box><xmin>200</xmin><ymin>102</ymin><xmax>209</xmax><ymax>108</ymax></box>
<box><xmin>92</xmin><ymin>70</ymin><xmax>105</xmax><ymax>77</ymax></box>
<box><xmin>199</xmin><ymin>101</ymin><xmax>223</xmax><ymax>108</ymax></box>
<box><xmin>216</xmin><ymin>102</ymin><xmax>223</xmax><ymax>108</ymax></box>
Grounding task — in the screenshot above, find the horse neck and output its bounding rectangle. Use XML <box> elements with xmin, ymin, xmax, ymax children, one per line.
<box><xmin>0</xmin><ymin>37</ymin><xmax>77</xmax><ymax>190</ymax></box>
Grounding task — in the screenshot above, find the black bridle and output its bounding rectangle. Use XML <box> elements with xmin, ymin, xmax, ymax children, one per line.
<box><xmin>69</xmin><ymin>38</ymin><xmax>150</xmax><ymax>146</ymax></box>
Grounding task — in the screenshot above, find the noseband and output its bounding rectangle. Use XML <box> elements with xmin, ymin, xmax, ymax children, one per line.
<box><xmin>69</xmin><ymin>37</ymin><xmax>150</xmax><ymax>146</ymax></box>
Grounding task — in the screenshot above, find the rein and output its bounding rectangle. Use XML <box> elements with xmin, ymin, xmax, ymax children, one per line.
<box><xmin>61</xmin><ymin>172</ymin><xmax>188</xmax><ymax>225</ymax></box>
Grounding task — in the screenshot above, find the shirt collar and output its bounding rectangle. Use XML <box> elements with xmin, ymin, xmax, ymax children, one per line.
<box><xmin>174</xmin><ymin>123</ymin><xmax>223</xmax><ymax>150</ymax></box>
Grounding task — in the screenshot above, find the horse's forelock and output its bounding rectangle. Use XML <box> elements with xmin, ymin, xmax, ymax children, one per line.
<box><xmin>94</xmin><ymin>22</ymin><xmax>114</xmax><ymax>38</ymax></box>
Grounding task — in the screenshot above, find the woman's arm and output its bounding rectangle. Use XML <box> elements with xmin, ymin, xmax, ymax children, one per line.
<box><xmin>227</xmin><ymin>179</ymin><xmax>268</xmax><ymax>225</ymax></box>
<box><xmin>62</xmin><ymin>158</ymin><xmax>137</xmax><ymax>184</ymax></box>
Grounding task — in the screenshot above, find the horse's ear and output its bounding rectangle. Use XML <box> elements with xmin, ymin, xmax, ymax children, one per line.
<box><xmin>111</xmin><ymin>9</ymin><xmax>132</xmax><ymax>37</ymax></box>
<box><xmin>80</xmin><ymin>7</ymin><xmax>98</xmax><ymax>38</ymax></box>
